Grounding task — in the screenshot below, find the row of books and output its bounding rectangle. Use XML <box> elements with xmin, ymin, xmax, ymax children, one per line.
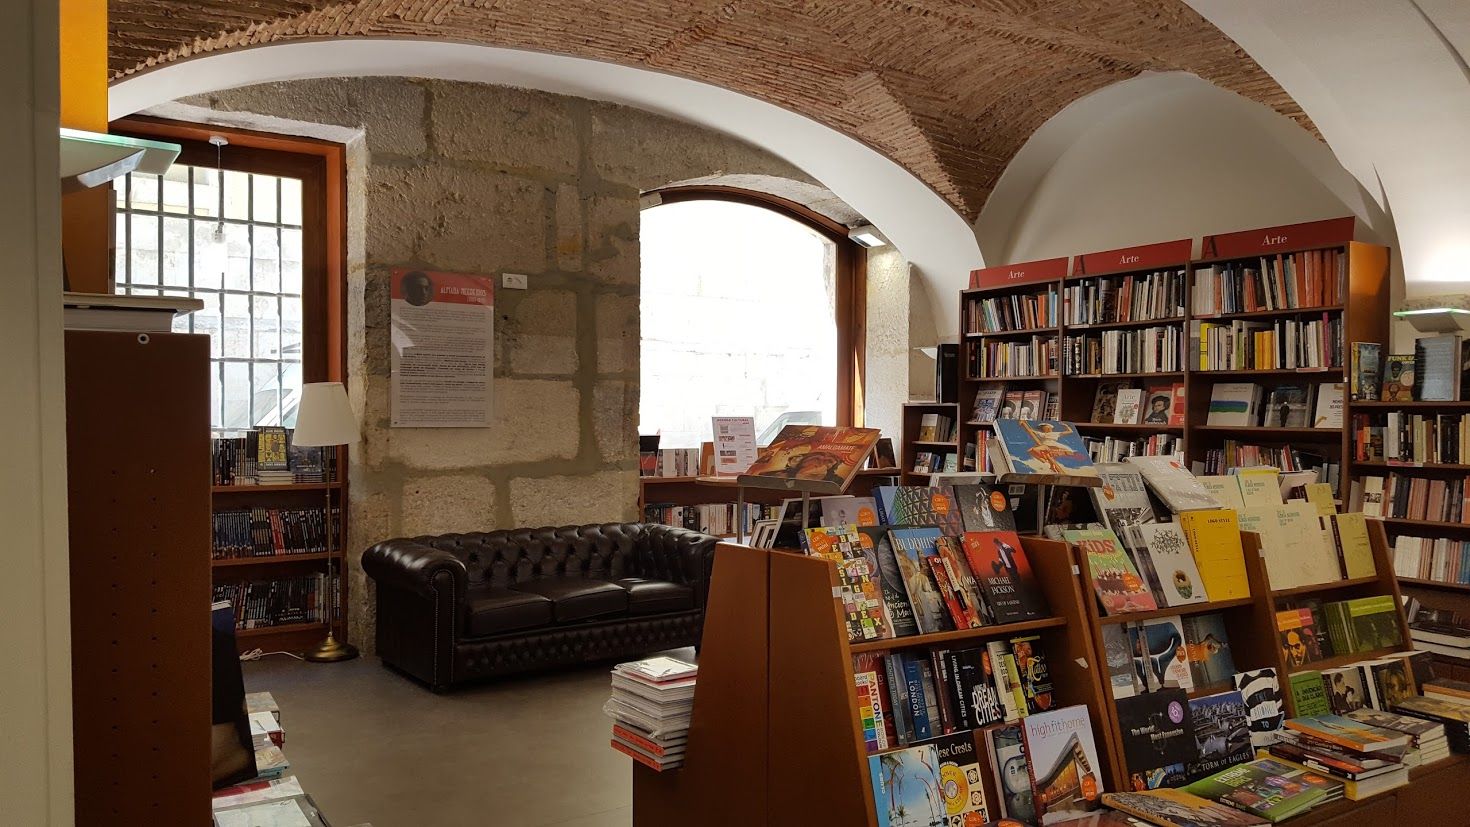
<box><xmin>1352</xmin><ymin>412</ymin><xmax>1470</xmax><ymax>464</ymax></box>
<box><xmin>638</xmin><ymin>447</ymin><xmax>701</xmax><ymax>478</ymax></box>
<box><xmin>915</xmin><ymin>412</ymin><xmax>956</xmax><ymax>442</ymax></box>
<box><xmin>1276</xmin><ymin>594</ymin><xmax>1405</xmax><ymax>670</ymax></box>
<box><xmin>211</xmin><ymin>506</ymin><xmax>341</xmax><ymax>559</ymax></box>
<box><xmin>1352</xmin><ymin>335</ymin><xmax>1470</xmax><ymax>402</ymax></box>
<box><xmin>966</xmin><ymin>335</ymin><xmax>1058</xmax><ymax>379</ymax></box>
<box><xmin>1063</xmin><ymin>325</ymin><xmax>1185</xmax><ymax>375</ymax></box>
<box><xmin>868</xmin><ymin>704</ymin><xmax>1102</xmax><ymax>825</ymax></box>
<box><xmin>1193</xmin><ymin>314</ymin><xmax>1343</xmax><ymax>371</ymax></box>
<box><xmin>965</xmin><ymin>287</ymin><xmax>1059</xmax><ymax>333</ymax></box>
<box><xmin>1286</xmin><ymin>651</ymin><xmax>1428</xmax><ymax>721</ymax></box>
<box><xmin>1392</xmin><ymin>534</ymin><xmax>1470</xmax><ymax>586</ymax></box>
<box><xmin>852</xmin><ymin>634</ymin><xmax>1051</xmax><ymax>753</ymax></box>
<box><xmin>969</xmin><ymin>387</ymin><xmax>1058</xmax><ymax>424</ymax></box>
<box><xmin>211</xmin><ymin>573</ymin><xmax>337</xmax><ymax>631</ymax></box>
<box><xmin>1358</xmin><ymin>473</ymin><xmax>1470</xmax><ymax>523</ymax></box>
<box><xmin>1063</xmin><ymin>268</ymin><xmax>1187</xmax><ymax>327</ymax></box>
<box><xmin>1191</xmin><ymin>248</ymin><xmax>1346</xmax><ymax>315</ymax></box>
<box><xmin>1205</xmin><ymin>381</ymin><xmax>1342</xmax><ymax>428</ymax></box>
<box><xmin>1104</xmin><ymin>613</ymin><xmax>1239</xmax><ymax>700</ymax></box>
<box><xmin>1411</xmin><ymin>617</ymin><xmax>1470</xmax><ymax>658</ymax></box>
<box><xmin>1082</xmin><ymin>433</ymin><xmax>1182</xmax><ymax>462</ymax></box>
<box><xmin>1196</xmin><ymin>442</ymin><xmax>1337</xmax><ymax>482</ymax></box>
<box><xmin>212</xmin><ymin>428</ymin><xmax>336</xmax><ymax>486</ymax></box>
<box><xmin>910</xmin><ymin>450</ymin><xmax>957</xmax><ymax>475</ymax></box>
<box><xmin>640</xmin><ymin>501</ymin><xmax>779</xmax><ymax>538</ymax></box>
<box><xmin>1093</xmin><ymin>382</ymin><xmax>1185</xmax><ymax>426</ymax></box>
<box><xmin>604</xmin><ymin>657</ymin><xmax>696</xmax><ymax>772</ymax></box>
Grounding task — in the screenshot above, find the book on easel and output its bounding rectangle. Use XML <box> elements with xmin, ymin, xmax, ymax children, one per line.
<box><xmin>740</xmin><ymin>425</ymin><xmax>882</xmax><ymax>493</ymax></box>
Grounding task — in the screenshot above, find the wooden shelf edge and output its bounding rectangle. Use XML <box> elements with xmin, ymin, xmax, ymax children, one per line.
<box><xmin>1352</xmin><ymin>400</ymin><xmax>1470</xmax><ymax>409</ymax></box>
<box><xmin>847</xmin><ymin>616</ymin><xmax>1067</xmax><ymax>654</ymax></box>
<box><xmin>1269</xmin><ymin>575</ymin><xmax>1380</xmax><ymax>598</ymax></box>
<box><xmin>1351</xmin><ymin>461</ymin><xmax>1470</xmax><ymax>472</ymax></box>
<box><xmin>213</xmin><ymin>482</ymin><xmax>341</xmax><ymax>493</ymax></box>
<box><xmin>1378</xmin><ymin>517</ymin><xmax>1470</xmax><ymax>531</ymax></box>
<box><xmin>213</xmin><ymin>551</ymin><xmax>342</xmax><ymax>567</ymax></box>
<box><xmin>1097</xmin><ymin>596</ymin><xmax>1256</xmax><ymax>626</ymax></box>
<box><xmin>235</xmin><ymin>621</ymin><xmax>333</xmax><ymax>638</ymax></box>
<box><xmin>1400</xmin><ymin>577</ymin><xmax>1470</xmax><ymax>593</ymax></box>
<box><xmin>964</xmin><ymin>326</ymin><xmax>1060</xmax><ymax>338</ymax></box>
<box><xmin>1291</xmin><ymin>644</ymin><xmax>1404</xmax><ymax>674</ymax></box>
<box><xmin>1190</xmin><ymin>304</ymin><xmax>1344</xmax><ymax>321</ymax></box>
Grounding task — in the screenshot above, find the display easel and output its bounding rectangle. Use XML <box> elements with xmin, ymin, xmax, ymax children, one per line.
<box><xmin>731</xmin><ymin>472</ymin><xmax>847</xmax><ymax>544</ymax></box>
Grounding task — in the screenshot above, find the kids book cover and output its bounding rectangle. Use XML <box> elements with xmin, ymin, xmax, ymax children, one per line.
<box><xmin>992</xmin><ymin>420</ymin><xmax>1098</xmax><ymax>478</ymax></box>
<box><xmin>1065</xmin><ymin>528</ymin><xmax>1158</xmax><ymax>615</ymax></box>
<box><xmin>744</xmin><ymin>425</ymin><xmax>881</xmax><ymax>487</ymax></box>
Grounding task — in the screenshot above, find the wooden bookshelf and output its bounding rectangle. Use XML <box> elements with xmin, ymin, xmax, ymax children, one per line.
<box><xmin>212</xmin><ymin>551</ymin><xmax>343</xmax><ymax>568</ymax></box>
<box><xmin>634</xmin><ymin>538</ymin><xmax>1115</xmax><ymax>826</ymax></box>
<box><xmin>213</xmin><ymin>482</ymin><xmax>343</xmax><ymax>494</ymax></box>
<box><xmin>900</xmin><ymin>401</ymin><xmax>960</xmax><ymax>484</ymax></box>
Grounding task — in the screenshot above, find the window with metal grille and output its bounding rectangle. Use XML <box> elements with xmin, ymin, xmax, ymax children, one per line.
<box><xmin>113</xmin><ymin>164</ymin><xmax>305</xmax><ymax>429</ymax></box>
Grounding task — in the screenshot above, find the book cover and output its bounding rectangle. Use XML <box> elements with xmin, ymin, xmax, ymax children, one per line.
<box><xmin>744</xmin><ymin>425</ymin><xmax>882</xmax><ymax>487</ymax></box>
<box><xmin>1311</xmin><ymin>383</ymin><xmax>1345</xmax><ymax>429</ymax></box>
<box><xmin>1021</xmin><ymin>705</ymin><xmax>1104</xmax><ymax>823</ymax></box>
<box><xmin>973</xmin><ymin>388</ymin><xmax>1006</xmax><ymax>424</ymax></box>
<box><xmin>860</xmin><ymin>527</ymin><xmax>921</xmax><ymax>638</ymax></box>
<box><xmin>1345</xmin><ymin>595</ymin><xmax>1404</xmax><ymax>652</ymax></box>
<box><xmin>957</xmin><ymin>647</ymin><xmax>1008</xmax><ymax>730</ymax></box>
<box><xmin>1363</xmin><ymin>659</ymin><xmax>1415</xmax><ymax>711</ymax></box>
<box><xmin>1262</xmin><ymin>386</ymin><xmax>1311</xmax><ymax>428</ymax></box>
<box><xmin>992</xmin><ymin>419</ymin><xmax>1098</xmax><ymax>478</ymax></box>
<box><xmin>919</xmin><ymin>730</ymin><xmax>990</xmax><ymax>823</ymax></box>
<box><xmin>1344</xmin><ymin>708</ymin><xmax>1444</xmax><ymax>745</ymax></box>
<box><xmin>1182</xmin><ymin>613</ymin><xmax>1237</xmax><ymax>689</ymax></box>
<box><xmin>1232</xmin><ymin>669</ymin><xmax>1286</xmax><ymax>748</ymax></box>
<box><xmin>1392</xmin><ymin>695</ymin><xmax>1470</xmax><ymax>728</ymax></box>
<box><xmin>1144</xmin><ymin>385</ymin><xmax>1176</xmax><ymax>426</ymax></box>
<box><xmin>961</xmin><ymin>530</ymin><xmax>1048</xmax><ymax>623</ymax></box>
<box><xmin>822</xmin><ymin>495</ymin><xmax>880</xmax><ymax>527</ymax></box>
<box><xmin>986</xmin><ymin>723</ymin><xmax>1035</xmax><ymax>822</ymax></box>
<box><xmin>1414</xmin><ymin>334</ymin><xmax>1460</xmax><ymax>401</ymax></box>
<box><xmin>876</xmin><ymin>486</ymin><xmax>966</xmax><ymax>534</ymax></box>
<box><xmin>1019</xmin><ymin>390</ymin><xmax>1047</xmax><ymax>420</ymax></box>
<box><xmin>1323</xmin><ymin>667</ymin><xmax>1368</xmax><ymax>715</ymax></box>
<box><xmin>1044</xmin><ymin>485</ymin><xmax>1099</xmax><ymax>527</ymax></box>
<box><xmin>1126</xmin><ymin>456</ymin><xmax>1223</xmax><ymax>514</ymax></box>
<box><xmin>1186</xmin><ymin>691</ymin><xmax>1254</xmax><ymax>782</ymax></box>
<box><xmin>1276</xmin><ymin>608</ymin><xmax>1327</xmax><ymax>668</ymax></box>
<box><xmin>1351</xmin><ymin>342</ymin><xmax>1382</xmax><ymax>401</ymax></box>
<box><xmin>1115</xmin><ymin>389</ymin><xmax>1145</xmax><ymax>425</ymax></box>
<box><xmin>1303</xmin><ymin>483</ymin><xmax>1336</xmax><ymax>517</ymax></box>
<box><xmin>928</xmin><ymin>555</ymin><xmax>975</xmax><ymax>632</ymax></box>
<box><xmin>1000</xmin><ymin>391</ymin><xmax>1025</xmax><ymax>421</ymax></box>
<box><xmin>256</xmin><ymin>427</ymin><xmax>290</xmax><ymax>471</ymax></box>
<box><xmin>1206</xmin><ymin>383</ymin><xmax>1259</xmax><ymax>427</ymax></box>
<box><xmin>1089</xmin><ymin>463</ymin><xmax>1160</xmax><ymax>536</ymax></box>
<box><xmin>889</xmin><ymin>527</ymin><xmax>952</xmax><ymax>635</ymax></box>
<box><xmin>1170</xmin><ymin>382</ymin><xmax>1188</xmax><ymax>426</ymax></box>
<box><xmin>1329</xmin><ymin>513</ymin><xmax>1375</xmax><ymax>580</ymax></box>
<box><xmin>902</xmin><ymin>656</ymin><xmax>935</xmax><ymax>741</ymax></box>
<box><xmin>855</xmin><ymin>669</ymin><xmax>892</xmax><ymax>754</ymax></box>
<box><xmin>1140</xmin><ymin>615</ymin><xmax>1195</xmax><ymax>692</ymax></box>
<box><xmin>1116</xmin><ymin>689</ymin><xmax>1197</xmax><ymax>778</ymax></box>
<box><xmin>1182</xmin><ymin>757</ymin><xmax>1340</xmax><ymax>822</ymax></box>
<box><xmin>1235</xmin><ymin>471</ymin><xmax>1281</xmax><ymax>509</ymax></box>
<box><xmin>1284</xmin><ymin>714</ymin><xmax>1412</xmax><ymax>753</ymax></box>
<box><xmin>1011</xmin><ymin>634</ymin><xmax>1054</xmax><ymax>714</ymax></box>
<box><xmin>1381</xmin><ymin>355</ymin><xmax>1415</xmax><ymax>402</ymax></box>
<box><xmin>936</xmin><ymin>535</ymin><xmax>986</xmax><ymax>629</ymax></box>
<box><xmin>1139</xmin><ymin>522</ymin><xmax>1209</xmax><ymax>607</ymax></box>
<box><xmin>1196</xmin><ymin>475</ymin><xmax>1246</xmax><ymax>510</ymax></box>
<box><xmin>1288</xmin><ymin>671</ymin><xmax>1332</xmax><ymax>717</ymax></box>
<box><xmin>1178</xmin><ymin>510</ymin><xmax>1250</xmax><ymax>601</ymax></box>
<box><xmin>1093</xmin><ymin>381</ymin><xmax>1125</xmax><ymax>423</ymax></box>
<box><xmin>985</xmin><ymin>641</ymin><xmax>1025</xmax><ymax>723</ymax></box>
<box><xmin>870</xmin><ymin>743</ymin><xmax>945</xmax><ymax>827</ymax></box>
<box><xmin>1065</xmin><ymin>528</ymin><xmax>1158</xmax><ymax>615</ymax></box>
<box><xmin>801</xmin><ymin>525</ymin><xmax>892</xmax><ymax>642</ymax></box>
<box><xmin>952</xmin><ymin>483</ymin><xmax>1017</xmax><ymax>533</ymax></box>
<box><xmin>1103</xmin><ymin>623</ymin><xmax>1140</xmax><ymax>699</ymax></box>
<box><xmin>1101</xmin><ymin>789</ymin><xmax>1269</xmax><ymax>827</ymax></box>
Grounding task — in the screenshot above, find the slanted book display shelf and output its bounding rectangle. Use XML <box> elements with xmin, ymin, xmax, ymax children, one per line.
<box><xmin>947</xmin><ymin>217</ymin><xmax>1390</xmax><ymax>506</ymax></box>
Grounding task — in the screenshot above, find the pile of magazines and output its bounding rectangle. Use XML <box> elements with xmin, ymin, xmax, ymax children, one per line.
<box><xmin>604</xmin><ymin>656</ymin><xmax>697</xmax><ymax>772</ymax></box>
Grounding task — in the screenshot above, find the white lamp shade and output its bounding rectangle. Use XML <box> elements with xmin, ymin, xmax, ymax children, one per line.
<box><xmin>292</xmin><ymin>382</ymin><xmax>360</xmax><ymax>447</ymax></box>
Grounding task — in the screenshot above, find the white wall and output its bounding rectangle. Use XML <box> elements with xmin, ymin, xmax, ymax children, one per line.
<box><xmin>977</xmin><ymin>72</ymin><xmax>1388</xmax><ymax>266</ymax></box>
<box><xmin>0</xmin><ymin>0</ymin><xmax>73</xmax><ymax>823</ymax></box>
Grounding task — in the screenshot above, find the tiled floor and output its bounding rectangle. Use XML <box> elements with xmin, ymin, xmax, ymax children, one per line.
<box><xmin>243</xmin><ymin>649</ymin><xmax>692</xmax><ymax>826</ymax></box>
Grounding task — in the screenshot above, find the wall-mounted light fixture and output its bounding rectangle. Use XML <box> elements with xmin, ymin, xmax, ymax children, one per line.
<box><xmin>1394</xmin><ymin>294</ymin><xmax>1470</xmax><ymax>333</ymax></box>
<box><xmin>849</xmin><ymin>224</ymin><xmax>888</xmax><ymax>248</ymax></box>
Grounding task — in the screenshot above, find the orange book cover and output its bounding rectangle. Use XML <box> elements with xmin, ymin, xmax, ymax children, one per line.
<box><xmin>742</xmin><ymin>425</ymin><xmax>881</xmax><ymax>487</ymax></box>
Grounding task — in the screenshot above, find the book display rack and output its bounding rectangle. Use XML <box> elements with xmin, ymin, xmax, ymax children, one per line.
<box><xmin>940</xmin><ymin>218</ymin><xmax>1391</xmax><ymax>507</ymax></box>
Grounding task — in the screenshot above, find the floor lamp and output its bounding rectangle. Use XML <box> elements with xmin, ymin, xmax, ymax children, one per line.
<box><xmin>292</xmin><ymin>382</ymin><xmax>361</xmax><ymax>663</ymax></box>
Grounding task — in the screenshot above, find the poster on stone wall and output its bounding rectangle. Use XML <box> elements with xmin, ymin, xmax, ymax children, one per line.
<box><xmin>390</xmin><ymin>269</ymin><xmax>495</xmax><ymax>427</ymax></box>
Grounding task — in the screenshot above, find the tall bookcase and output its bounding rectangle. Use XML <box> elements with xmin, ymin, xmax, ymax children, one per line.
<box><xmin>948</xmin><ymin>218</ymin><xmax>1390</xmax><ymax>506</ymax></box>
<box><xmin>899</xmin><ymin>400</ymin><xmax>960</xmax><ymax>484</ymax></box>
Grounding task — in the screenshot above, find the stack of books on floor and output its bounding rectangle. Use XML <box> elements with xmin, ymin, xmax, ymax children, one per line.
<box><xmin>605</xmin><ymin>656</ymin><xmax>697</xmax><ymax>772</ymax></box>
<box><xmin>212</xmin><ymin>691</ymin><xmax>331</xmax><ymax>827</ymax></box>
<box><xmin>1266</xmin><ymin>714</ymin><xmax>1413</xmax><ymax>800</ymax></box>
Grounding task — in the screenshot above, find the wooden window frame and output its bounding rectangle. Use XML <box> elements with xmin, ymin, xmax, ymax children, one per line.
<box><xmin>111</xmin><ymin>116</ymin><xmax>348</xmax><ymax>386</ymax></box>
<box><xmin>649</xmin><ymin>185</ymin><xmax>867</xmax><ymax>426</ymax></box>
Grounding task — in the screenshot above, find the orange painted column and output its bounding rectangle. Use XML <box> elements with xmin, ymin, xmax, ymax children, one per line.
<box><xmin>59</xmin><ymin>0</ymin><xmax>112</xmax><ymax>293</ymax></box>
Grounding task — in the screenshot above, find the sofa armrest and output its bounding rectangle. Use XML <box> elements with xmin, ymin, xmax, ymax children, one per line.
<box><xmin>362</xmin><ymin>538</ymin><xmax>468</xmax><ymax>605</ymax></box>
<box><xmin>636</xmin><ymin>524</ymin><xmax>719</xmax><ymax>608</ymax></box>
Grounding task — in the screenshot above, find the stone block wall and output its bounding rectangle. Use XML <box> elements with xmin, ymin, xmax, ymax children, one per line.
<box><xmin>183</xmin><ymin>77</ymin><xmax>847</xmax><ymax>648</ymax></box>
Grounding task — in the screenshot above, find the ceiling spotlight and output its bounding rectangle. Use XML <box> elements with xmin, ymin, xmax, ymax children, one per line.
<box><xmin>849</xmin><ymin>224</ymin><xmax>888</xmax><ymax>248</ymax></box>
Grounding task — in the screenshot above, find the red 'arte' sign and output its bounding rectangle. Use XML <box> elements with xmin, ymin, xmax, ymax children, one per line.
<box><xmin>1072</xmin><ymin>239</ymin><xmax>1191</xmax><ymax>277</ymax></box>
<box><xmin>969</xmin><ymin>256</ymin><xmax>1068</xmax><ymax>290</ymax></box>
<box><xmin>1202</xmin><ymin>216</ymin><xmax>1355</xmax><ymax>260</ymax></box>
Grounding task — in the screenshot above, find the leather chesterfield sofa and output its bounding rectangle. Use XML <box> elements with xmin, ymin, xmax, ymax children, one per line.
<box><xmin>361</xmin><ymin>523</ymin><xmax>718</xmax><ymax>691</ymax></box>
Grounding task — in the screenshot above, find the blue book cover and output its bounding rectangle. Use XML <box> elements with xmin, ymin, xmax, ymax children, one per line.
<box><xmin>1185</xmin><ymin>690</ymin><xmax>1253</xmax><ymax>782</ymax></box>
<box><xmin>875</xmin><ymin>486</ymin><xmax>899</xmax><ymax>526</ymax></box>
<box><xmin>902</xmin><ymin>656</ymin><xmax>933</xmax><ymax>741</ymax></box>
<box><xmin>992</xmin><ymin>419</ymin><xmax>1097</xmax><ymax>477</ymax></box>
<box><xmin>888</xmin><ymin>527</ymin><xmax>951</xmax><ymax>634</ymax></box>
<box><xmin>886</xmin><ymin>653</ymin><xmax>914</xmax><ymax>745</ymax></box>
<box><xmin>869</xmin><ymin>743</ymin><xmax>945</xmax><ymax>827</ymax></box>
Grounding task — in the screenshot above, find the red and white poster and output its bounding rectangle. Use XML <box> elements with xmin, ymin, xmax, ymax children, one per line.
<box><xmin>390</xmin><ymin>269</ymin><xmax>495</xmax><ymax>427</ymax></box>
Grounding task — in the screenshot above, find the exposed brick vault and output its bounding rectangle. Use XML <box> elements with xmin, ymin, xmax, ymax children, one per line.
<box><xmin>108</xmin><ymin>1</ymin><xmax>1313</xmax><ymax>220</ymax></box>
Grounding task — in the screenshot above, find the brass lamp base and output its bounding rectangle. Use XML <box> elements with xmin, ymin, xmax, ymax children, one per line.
<box><xmin>303</xmin><ymin>631</ymin><xmax>359</xmax><ymax>663</ymax></box>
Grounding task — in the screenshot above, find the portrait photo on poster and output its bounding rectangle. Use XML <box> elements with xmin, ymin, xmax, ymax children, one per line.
<box><xmin>389</xmin><ymin>268</ymin><xmax>496</xmax><ymax>427</ymax></box>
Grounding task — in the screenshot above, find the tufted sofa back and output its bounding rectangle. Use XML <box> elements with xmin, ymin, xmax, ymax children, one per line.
<box><xmin>408</xmin><ymin>523</ymin><xmax>652</xmax><ymax>590</ymax></box>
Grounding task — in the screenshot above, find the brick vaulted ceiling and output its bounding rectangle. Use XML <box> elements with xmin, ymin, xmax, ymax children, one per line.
<box><xmin>107</xmin><ymin>1</ymin><xmax>1312</xmax><ymax>220</ymax></box>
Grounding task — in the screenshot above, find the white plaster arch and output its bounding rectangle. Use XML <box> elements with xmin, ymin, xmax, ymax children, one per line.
<box><xmin>108</xmin><ymin>38</ymin><xmax>979</xmax><ymax>335</ymax></box>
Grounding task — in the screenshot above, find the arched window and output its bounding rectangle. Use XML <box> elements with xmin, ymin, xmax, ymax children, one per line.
<box><xmin>639</xmin><ymin>187</ymin><xmax>865</xmax><ymax>449</ymax></box>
